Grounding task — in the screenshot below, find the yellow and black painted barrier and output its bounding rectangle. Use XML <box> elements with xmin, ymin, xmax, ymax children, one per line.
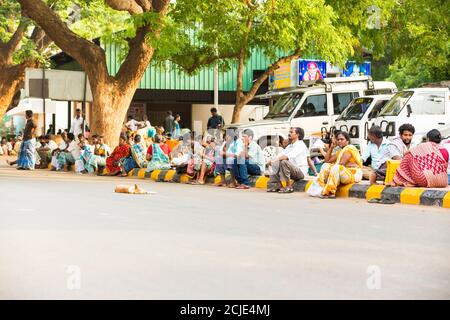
<box><xmin>128</xmin><ymin>168</ymin><xmax>450</xmax><ymax>209</ymax></box>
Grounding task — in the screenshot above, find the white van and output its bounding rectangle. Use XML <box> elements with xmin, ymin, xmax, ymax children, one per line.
<box><xmin>374</xmin><ymin>87</ymin><xmax>450</xmax><ymax>146</ymax></box>
<box><xmin>333</xmin><ymin>94</ymin><xmax>393</xmax><ymax>153</ymax></box>
<box><xmin>226</xmin><ymin>76</ymin><xmax>397</xmax><ymax>151</ymax></box>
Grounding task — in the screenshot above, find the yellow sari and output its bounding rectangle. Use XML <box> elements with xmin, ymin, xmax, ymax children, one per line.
<box><xmin>318</xmin><ymin>145</ymin><xmax>363</xmax><ymax>196</ymax></box>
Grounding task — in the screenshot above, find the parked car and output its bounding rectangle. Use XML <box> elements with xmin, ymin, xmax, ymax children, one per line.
<box><xmin>333</xmin><ymin>94</ymin><xmax>393</xmax><ymax>153</ymax></box>
<box><xmin>374</xmin><ymin>87</ymin><xmax>450</xmax><ymax>146</ymax></box>
<box><xmin>225</xmin><ymin>76</ymin><xmax>397</xmax><ymax>155</ymax></box>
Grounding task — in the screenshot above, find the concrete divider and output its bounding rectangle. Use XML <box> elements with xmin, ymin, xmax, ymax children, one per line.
<box><xmin>128</xmin><ymin>168</ymin><xmax>450</xmax><ymax>209</ymax></box>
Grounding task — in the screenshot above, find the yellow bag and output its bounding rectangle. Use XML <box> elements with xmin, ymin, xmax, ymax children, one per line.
<box><xmin>384</xmin><ymin>159</ymin><xmax>401</xmax><ymax>184</ymax></box>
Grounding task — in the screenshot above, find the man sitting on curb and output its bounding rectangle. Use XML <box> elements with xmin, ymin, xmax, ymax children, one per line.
<box><xmin>226</xmin><ymin>129</ymin><xmax>249</xmax><ymax>189</ymax></box>
<box><xmin>362</xmin><ymin>125</ymin><xmax>402</xmax><ymax>185</ymax></box>
<box><xmin>267</xmin><ymin>127</ymin><xmax>318</xmax><ymax>194</ymax></box>
<box><xmin>56</xmin><ymin>133</ymin><xmax>81</xmax><ymax>172</ymax></box>
<box><xmin>231</xmin><ymin>129</ymin><xmax>265</xmax><ymax>188</ymax></box>
<box><xmin>391</xmin><ymin>123</ymin><xmax>416</xmax><ymax>157</ymax></box>
<box><xmin>36</xmin><ymin>135</ymin><xmax>58</xmax><ymax>169</ymax></box>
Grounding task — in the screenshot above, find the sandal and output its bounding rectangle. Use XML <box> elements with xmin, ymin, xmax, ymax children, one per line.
<box><xmin>368</xmin><ymin>198</ymin><xmax>396</xmax><ymax>204</ymax></box>
<box><xmin>278</xmin><ymin>187</ymin><xmax>294</xmax><ymax>194</ymax></box>
<box><xmin>320</xmin><ymin>194</ymin><xmax>336</xmax><ymax>199</ymax></box>
<box><xmin>236</xmin><ymin>184</ymin><xmax>250</xmax><ymax>190</ymax></box>
<box><xmin>267</xmin><ymin>188</ymin><xmax>281</xmax><ymax>193</ymax></box>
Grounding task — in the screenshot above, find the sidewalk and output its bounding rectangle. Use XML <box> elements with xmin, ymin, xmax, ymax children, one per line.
<box><xmin>1</xmin><ymin>156</ymin><xmax>448</xmax><ymax>209</ymax></box>
<box><xmin>127</xmin><ymin>167</ymin><xmax>450</xmax><ymax>209</ymax></box>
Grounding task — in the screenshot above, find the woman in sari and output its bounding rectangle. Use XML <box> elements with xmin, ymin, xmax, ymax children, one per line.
<box><xmin>190</xmin><ymin>136</ymin><xmax>216</xmax><ymax>185</ymax></box>
<box><xmin>317</xmin><ymin>131</ymin><xmax>363</xmax><ymax>198</ymax></box>
<box><xmin>106</xmin><ymin>134</ymin><xmax>130</xmax><ymax>176</ymax></box>
<box><xmin>146</xmin><ymin>135</ymin><xmax>172</xmax><ymax>172</ymax></box>
<box><xmin>171</xmin><ymin>114</ymin><xmax>181</xmax><ymax>139</ymax></box>
<box><xmin>84</xmin><ymin>135</ymin><xmax>110</xmax><ymax>174</ymax></box>
<box><xmin>390</xmin><ymin>129</ymin><xmax>448</xmax><ymax>188</ymax></box>
<box><xmin>121</xmin><ymin>134</ymin><xmax>148</xmax><ymax>176</ymax></box>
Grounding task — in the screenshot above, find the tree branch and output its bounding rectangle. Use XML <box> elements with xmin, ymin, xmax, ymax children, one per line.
<box><xmin>0</xmin><ymin>20</ymin><xmax>28</xmax><ymax>65</ymax></box>
<box><xmin>242</xmin><ymin>48</ymin><xmax>302</xmax><ymax>104</ymax></box>
<box><xmin>18</xmin><ymin>0</ymin><xmax>110</xmax><ymax>84</ymax></box>
<box><xmin>136</xmin><ymin>0</ymin><xmax>151</xmax><ymax>11</ymax></box>
<box><xmin>30</xmin><ymin>26</ymin><xmax>53</xmax><ymax>52</ymax></box>
<box><xmin>170</xmin><ymin>50</ymin><xmax>240</xmax><ymax>75</ymax></box>
<box><xmin>115</xmin><ymin>0</ymin><xmax>170</xmax><ymax>89</ymax></box>
<box><xmin>105</xmin><ymin>0</ymin><xmax>144</xmax><ymax>14</ymax></box>
<box><xmin>236</xmin><ymin>17</ymin><xmax>253</xmax><ymax>100</ymax></box>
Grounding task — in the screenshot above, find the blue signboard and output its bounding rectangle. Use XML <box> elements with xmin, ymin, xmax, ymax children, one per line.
<box><xmin>342</xmin><ymin>62</ymin><xmax>371</xmax><ymax>77</ymax></box>
<box><xmin>298</xmin><ymin>59</ymin><xmax>327</xmax><ymax>82</ymax></box>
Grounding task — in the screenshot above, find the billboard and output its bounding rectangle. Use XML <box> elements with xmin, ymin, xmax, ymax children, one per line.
<box><xmin>298</xmin><ymin>59</ymin><xmax>327</xmax><ymax>82</ymax></box>
<box><xmin>342</xmin><ymin>62</ymin><xmax>371</xmax><ymax>77</ymax></box>
<box><xmin>25</xmin><ymin>68</ymin><xmax>93</xmax><ymax>102</ymax></box>
<box><xmin>269</xmin><ymin>60</ymin><xmax>298</xmax><ymax>90</ymax></box>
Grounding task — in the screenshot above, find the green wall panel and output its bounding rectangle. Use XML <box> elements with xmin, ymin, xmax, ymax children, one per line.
<box><xmin>101</xmin><ymin>42</ymin><xmax>276</xmax><ymax>92</ymax></box>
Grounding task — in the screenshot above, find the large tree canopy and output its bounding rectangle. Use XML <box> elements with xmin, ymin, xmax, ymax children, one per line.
<box><xmin>0</xmin><ymin>0</ymin><xmax>130</xmax><ymax>121</ymax></box>
<box><xmin>165</xmin><ymin>0</ymin><xmax>398</xmax><ymax>123</ymax></box>
<box><xmin>383</xmin><ymin>0</ymin><xmax>449</xmax><ymax>88</ymax></box>
<box><xmin>17</xmin><ymin>0</ymin><xmax>171</xmax><ymax>146</ymax></box>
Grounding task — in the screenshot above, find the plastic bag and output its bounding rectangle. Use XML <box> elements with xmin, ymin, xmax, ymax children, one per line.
<box><xmin>307</xmin><ymin>179</ymin><xmax>324</xmax><ymax>197</ymax></box>
<box><xmin>75</xmin><ymin>159</ymin><xmax>85</xmax><ymax>173</ymax></box>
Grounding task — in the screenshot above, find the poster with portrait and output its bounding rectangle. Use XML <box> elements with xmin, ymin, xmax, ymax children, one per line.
<box><xmin>298</xmin><ymin>60</ymin><xmax>327</xmax><ymax>82</ymax></box>
<box><xmin>342</xmin><ymin>62</ymin><xmax>371</xmax><ymax>77</ymax></box>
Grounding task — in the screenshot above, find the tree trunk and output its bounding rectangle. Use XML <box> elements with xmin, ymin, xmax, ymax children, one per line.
<box><xmin>17</xmin><ymin>0</ymin><xmax>170</xmax><ymax>148</ymax></box>
<box><xmin>0</xmin><ymin>61</ymin><xmax>38</xmax><ymax>118</ymax></box>
<box><xmin>231</xmin><ymin>99</ymin><xmax>246</xmax><ymax>123</ymax></box>
<box><xmin>89</xmin><ymin>81</ymin><xmax>136</xmax><ymax>147</ymax></box>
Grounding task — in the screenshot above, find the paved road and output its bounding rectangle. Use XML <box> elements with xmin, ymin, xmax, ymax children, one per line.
<box><xmin>0</xmin><ymin>164</ymin><xmax>449</xmax><ymax>299</ymax></box>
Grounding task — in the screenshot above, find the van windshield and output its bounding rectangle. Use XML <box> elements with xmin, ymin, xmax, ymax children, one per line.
<box><xmin>337</xmin><ymin>97</ymin><xmax>373</xmax><ymax>121</ymax></box>
<box><xmin>378</xmin><ymin>91</ymin><xmax>413</xmax><ymax>117</ymax></box>
<box><xmin>264</xmin><ymin>93</ymin><xmax>303</xmax><ymax>119</ymax></box>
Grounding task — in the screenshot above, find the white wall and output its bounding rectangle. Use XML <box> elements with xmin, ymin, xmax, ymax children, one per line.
<box><xmin>191</xmin><ymin>104</ymin><xmax>269</xmax><ymax>132</ymax></box>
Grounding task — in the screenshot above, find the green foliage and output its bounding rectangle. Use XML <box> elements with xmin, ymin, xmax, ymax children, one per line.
<box><xmin>163</xmin><ymin>0</ymin><xmax>391</xmax><ymax>77</ymax></box>
<box><xmin>0</xmin><ymin>0</ymin><xmax>131</xmax><ymax>66</ymax></box>
<box><xmin>383</xmin><ymin>0</ymin><xmax>449</xmax><ymax>88</ymax></box>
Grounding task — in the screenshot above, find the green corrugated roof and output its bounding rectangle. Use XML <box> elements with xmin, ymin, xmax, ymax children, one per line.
<box><xmin>102</xmin><ymin>41</ymin><xmax>276</xmax><ymax>92</ymax></box>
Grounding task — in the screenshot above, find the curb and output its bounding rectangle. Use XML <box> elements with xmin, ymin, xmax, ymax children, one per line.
<box><xmin>128</xmin><ymin>168</ymin><xmax>450</xmax><ymax>209</ymax></box>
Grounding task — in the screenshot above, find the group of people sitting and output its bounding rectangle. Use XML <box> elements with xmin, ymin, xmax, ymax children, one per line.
<box><xmin>3</xmin><ymin>109</ymin><xmax>450</xmax><ymax>198</ymax></box>
<box><xmin>0</xmin><ymin>136</ymin><xmax>22</xmax><ymax>156</ymax></box>
<box><xmin>305</xmin><ymin>123</ymin><xmax>450</xmax><ymax>198</ymax></box>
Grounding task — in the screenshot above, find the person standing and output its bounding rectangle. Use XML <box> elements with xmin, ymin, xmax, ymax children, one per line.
<box><xmin>267</xmin><ymin>127</ymin><xmax>317</xmax><ymax>193</ymax></box>
<box><xmin>207</xmin><ymin>107</ymin><xmax>225</xmax><ymax>142</ymax></box>
<box><xmin>17</xmin><ymin>110</ymin><xmax>37</xmax><ymax>170</ymax></box>
<box><xmin>172</xmin><ymin>114</ymin><xmax>181</xmax><ymax>139</ymax></box>
<box><xmin>125</xmin><ymin>115</ymin><xmax>139</xmax><ymax>132</ymax></box>
<box><xmin>70</xmin><ymin>108</ymin><xmax>84</xmax><ymax>138</ymax></box>
<box><xmin>207</xmin><ymin>108</ymin><xmax>225</xmax><ymax>130</ymax></box>
<box><xmin>164</xmin><ymin>111</ymin><xmax>174</xmax><ymax>135</ymax></box>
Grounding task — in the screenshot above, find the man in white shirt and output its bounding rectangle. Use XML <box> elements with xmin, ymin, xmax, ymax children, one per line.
<box><xmin>70</xmin><ymin>109</ymin><xmax>84</xmax><ymax>138</ymax></box>
<box><xmin>56</xmin><ymin>133</ymin><xmax>80</xmax><ymax>171</ymax></box>
<box><xmin>390</xmin><ymin>123</ymin><xmax>416</xmax><ymax>157</ymax></box>
<box><xmin>126</xmin><ymin>115</ymin><xmax>139</xmax><ymax>132</ymax></box>
<box><xmin>231</xmin><ymin>129</ymin><xmax>266</xmax><ymax>189</ymax></box>
<box><xmin>51</xmin><ymin>132</ymin><xmax>68</xmax><ymax>171</ymax></box>
<box><xmin>267</xmin><ymin>127</ymin><xmax>318</xmax><ymax>193</ymax></box>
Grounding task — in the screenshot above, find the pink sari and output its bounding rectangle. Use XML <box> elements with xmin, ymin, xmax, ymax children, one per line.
<box><xmin>393</xmin><ymin>142</ymin><xmax>448</xmax><ymax>188</ymax></box>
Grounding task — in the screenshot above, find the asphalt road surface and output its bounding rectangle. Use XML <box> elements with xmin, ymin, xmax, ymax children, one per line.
<box><xmin>0</xmin><ymin>165</ymin><xmax>449</xmax><ymax>299</ymax></box>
